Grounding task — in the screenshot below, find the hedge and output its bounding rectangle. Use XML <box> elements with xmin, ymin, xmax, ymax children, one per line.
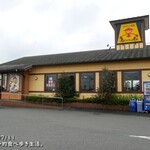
<box><xmin>24</xmin><ymin>94</ymin><xmax>142</xmax><ymax>105</ymax></box>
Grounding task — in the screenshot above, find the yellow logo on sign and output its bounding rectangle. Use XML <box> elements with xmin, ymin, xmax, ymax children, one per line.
<box><xmin>117</xmin><ymin>22</ymin><xmax>141</xmax><ymax>44</ymax></box>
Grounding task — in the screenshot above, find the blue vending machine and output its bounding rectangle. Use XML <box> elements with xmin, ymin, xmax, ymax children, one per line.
<box><xmin>143</xmin><ymin>82</ymin><xmax>150</xmax><ymax>111</ymax></box>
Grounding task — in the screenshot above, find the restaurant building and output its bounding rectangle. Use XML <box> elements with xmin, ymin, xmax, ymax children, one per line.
<box><xmin>0</xmin><ymin>15</ymin><xmax>149</xmax><ymax>100</ymax></box>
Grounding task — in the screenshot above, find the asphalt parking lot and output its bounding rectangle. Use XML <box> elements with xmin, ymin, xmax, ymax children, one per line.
<box><xmin>0</xmin><ymin>107</ymin><xmax>150</xmax><ymax>150</ymax></box>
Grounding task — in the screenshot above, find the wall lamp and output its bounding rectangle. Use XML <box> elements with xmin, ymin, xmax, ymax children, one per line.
<box><xmin>147</xmin><ymin>73</ymin><xmax>150</xmax><ymax>77</ymax></box>
<box><xmin>35</xmin><ymin>76</ymin><xmax>38</xmax><ymax>80</ymax></box>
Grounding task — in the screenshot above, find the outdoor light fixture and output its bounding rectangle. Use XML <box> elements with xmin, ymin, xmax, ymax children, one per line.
<box><xmin>35</xmin><ymin>76</ymin><xmax>38</xmax><ymax>80</ymax></box>
<box><xmin>147</xmin><ymin>73</ymin><xmax>150</xmax><ymax>77</ymax></box>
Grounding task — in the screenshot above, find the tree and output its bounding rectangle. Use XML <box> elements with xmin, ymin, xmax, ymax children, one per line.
<box><xmin>56</xmin><ymin>74</ymin><xmax>75</xmax><ymax>98</ymax></box>
<box><xmin>98</xmin><ymin>67</ymin><xmax>116</xmax><ymax>100</ymax></box>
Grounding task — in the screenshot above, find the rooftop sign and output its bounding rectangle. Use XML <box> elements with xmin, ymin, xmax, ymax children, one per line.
<box><xmin>110</xmin><ymin>15</ymin><xmax>149</xmax><ymax>50</ymax></box>
<box><xmin>117</xmin><ymin>22</ymin><xmax>141</xmax><ymax>44</ymax></box>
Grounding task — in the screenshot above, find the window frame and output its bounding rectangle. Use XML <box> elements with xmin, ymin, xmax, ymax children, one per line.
<box><xmin>122</xmin><ymin>70</ymin><xmax>141</xmax><ymax>93</ymax></box>
<box><xmin>80</xmin><ymin>72</ymin><xmax>95</xmax><ymax>93</ymax></box>
<box><xmin>1</xmin><ymin>74</ymin><xmax>8</xmax><ymax>92</ymax></box>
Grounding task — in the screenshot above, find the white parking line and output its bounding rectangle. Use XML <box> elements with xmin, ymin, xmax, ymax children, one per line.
<box><xmin>129</xmin><ymin>135</ymin><xmax>150</xmax><ymax>140</ymax></box>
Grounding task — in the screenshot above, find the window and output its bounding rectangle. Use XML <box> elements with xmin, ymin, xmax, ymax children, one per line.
<box><xmin>2</xmin><ymin>74</ymin><xmax>7</xmax><ymax>91</ymax></box>
<box><xmin>9</xmin><ymin>74</ymin><xmax>20</xmax><ymax>92</ymax></box>
<box><xmin>80</xmin><ymin>73</ymin><xmax>95</xmax><ymax>92</ymax></box>
<box><xmin>123</xmin><ymin>71</ymin><xmax>140</xmax><ymax>92</ymax></box>
<box><xmin>45</xmin><ymin>74</ymin><xmax>57</xmax><ymax>92</ymax></box>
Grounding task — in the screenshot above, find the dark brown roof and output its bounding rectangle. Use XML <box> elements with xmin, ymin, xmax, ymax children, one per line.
<box><xmin>0</xmin><ymin>45</ymin><xmax>150</xmax><ymax>72</ymax></box>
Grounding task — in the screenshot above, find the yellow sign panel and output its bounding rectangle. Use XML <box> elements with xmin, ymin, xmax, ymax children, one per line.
<box><xmin>117</xmin><ymin>22</ymin><xmax>141</xmax><ymax>44</ymax></box>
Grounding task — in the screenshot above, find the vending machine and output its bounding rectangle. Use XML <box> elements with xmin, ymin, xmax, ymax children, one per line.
<box><xmin>143</xmin><ymin>82</ymin><xmax>150</xmax><ymax>111</ymax></box>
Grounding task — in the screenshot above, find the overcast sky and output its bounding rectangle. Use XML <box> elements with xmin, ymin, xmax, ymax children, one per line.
<box><xmin>0</xmin><ymin>0</ymin><xmax>150</xmax><ymax>64</ymax></box>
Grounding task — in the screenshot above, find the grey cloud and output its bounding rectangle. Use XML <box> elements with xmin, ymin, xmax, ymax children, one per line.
<box><xmin>78</xmin><ymin>30</ymin><xmax>115</xmax><ymax>51</ymax></box>
<box><xmin>33</xmin><ymin>0</ymin><xmax>56</xmax><ymax>12</ymax></box>
<box><xmin>62</xmin><ymin>4</ymin><xmax>100</xmax><ymax>34</ymax></box>
<box><xmin>0</xmin><ymin>30</ymin><xmax>64</xmax><ymax>63</ymax></box>
<box><xmin>0</xmin><ymin>0</ymin><xmax>21</xmax><ymax>11</ymax></box>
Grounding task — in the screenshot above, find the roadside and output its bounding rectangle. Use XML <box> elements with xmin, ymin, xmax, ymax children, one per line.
<box><xmin>0</xmin><ymin>99</ymin><xmax>61</xmax><ymax>110</ymax></box>
<box><xmin>0</xmin><ymin>99</ymin><xmax>149</xmax><ymax>117</ymax></box>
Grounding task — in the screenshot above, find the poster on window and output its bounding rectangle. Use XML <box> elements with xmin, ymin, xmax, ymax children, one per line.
<box><xmin>9</xmin><ymin>74</ymin><xmax>19</xmax><ymax>92</ymax></box>
<box><xmin>46</xmin><ymin>76</ymin><xmax>56</xmax><ymax>91</ymax></box>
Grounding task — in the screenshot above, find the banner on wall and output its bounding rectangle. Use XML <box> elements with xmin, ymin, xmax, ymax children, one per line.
<box><xmin>9</xmin><ymin>74</ymin><xmax>19</xmax><ymax>92</ymax></box>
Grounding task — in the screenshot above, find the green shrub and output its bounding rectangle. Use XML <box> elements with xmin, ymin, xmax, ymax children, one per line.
<box><xmin>26</xmin><ymin>95</ymin><xmax>56</xmax><ymax>103</ymax></box>
<box><xmin>56</xmin><ymin>74</ymin><xmax>76</xmax><ymax>98</ymax></box>
<box><xmin>25</xmin><ymin>95</ymin><xmax>39</xmax><ymax>102</ymax></box>
<box><xmin>106</xmin><ymin>94</ymin><xmax>143</xmax><ymax>105</ymax></box>
<box><xmin>77</xmin><ymin>96</ymin><xmax>100</xmax><ymax>103</ymax></box>
<box><xmin>98</xmin><ymin>67</ymin><xmax>116</xmax><ymax>100</ymax></box>
<box><xmin>25</xmin><ymin>94</ymin><xmax>142</xmax><ymax>106</ymax></box>
<box><xmin>76</xmin><ymin>94</ymin><xmax>141</xmax><ymax>105</ymax></box>
<box><xmin>63</xmin><ymin>97</ymin><xmax>77</xmax><ymax>103</ymax></box>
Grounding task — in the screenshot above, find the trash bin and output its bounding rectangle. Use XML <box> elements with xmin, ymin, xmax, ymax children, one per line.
<box><xmin>129</xmin><ymin>98</ymin><xmax>137</xmax><ymax>112</ymax></box>
<box><xmin>136</xmin><ymin>98</ymin><xmax>143</xmax><ymax>112</ymax></box>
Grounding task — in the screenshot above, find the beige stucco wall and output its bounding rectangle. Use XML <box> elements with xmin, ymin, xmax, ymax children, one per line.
<box><xmin>29</xmin><ymin>92</ymin><xmax>56</xmax><ymax>97</ymax></box>
<box><xmin>79</xmin><ymin>93</ymin><xmax>97</xmax><ymax>99</ymax></box>
<box><xmin>95</xmin><ymin>72</ymin><xmax>99</xmax><ymax>90</ymax></box>
<box><xmin>28</xmin><ymin>59</ymin><xmax>150</xmax><ymax>98</ymax></box>
<box><xmin>141</xmin><ymin>70</ymin><xmax>150</xmax><ymax>91</ymax></box>
<box><xmin>29</xmin><ymin>60</ymin><xmax>150</xmax><ymax>74</ymax></box>
<box><xmin>29</xmin><ymin>75</ymin><xmax>44</xmax><ymax>92</ymax></box>
<box><xmin>75</xmin><ymin>73</ymin><xmax>79</xmax><ymax>92</ymax></box>
<box><xmin>117</xmin><ymin>71</ymin><xmax>122</xmax><ymax>92</ymax></box>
